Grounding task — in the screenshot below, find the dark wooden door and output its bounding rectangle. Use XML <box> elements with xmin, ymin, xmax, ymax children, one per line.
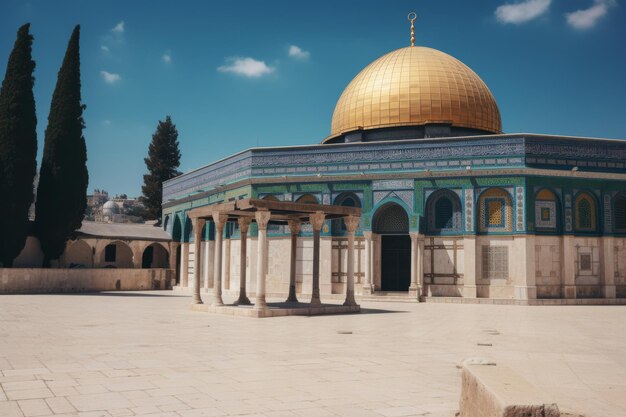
<box><xmin>381</xmin><ymin>235</ymin><xmax>411</xmax><ymax>291</ymax></box>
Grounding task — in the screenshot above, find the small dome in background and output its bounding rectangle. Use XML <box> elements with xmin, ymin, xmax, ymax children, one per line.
<box><xmin>102</xmin><ymin>200</ymin><xmax>120</xmax><ymax>216</ymax></box>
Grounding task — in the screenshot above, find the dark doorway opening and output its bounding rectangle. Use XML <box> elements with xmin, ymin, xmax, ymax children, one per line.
<box><xmin>381</xmin><ymin>235</ymin><xmax>411</xmax><ymax>291</ymax></box>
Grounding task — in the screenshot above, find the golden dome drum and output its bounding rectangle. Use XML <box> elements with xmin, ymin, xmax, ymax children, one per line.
<box><xmin>327</xmin><ymin>46</ymin><xmax>502</xmax><ymax>141</ymax></box>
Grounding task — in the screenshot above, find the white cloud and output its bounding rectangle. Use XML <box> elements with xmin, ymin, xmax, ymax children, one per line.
<box><xmin>217</xmin><ymin>57</ymin><xmax>275</xmax><ymax>78</ymax></box>
<box><xmin>495</xmin><ymin>0</ymin><xmax>551</xmax><ymax>24</ymax></box>
<box><xmin>100</xmin><ymin>70</ymin><xmax>121</xmax><ymax>84</ymax></box>
<box><xmin>101</xmin><ymin>45</ymin><xmax>109</xmax><ymax>53</ymax></box>
<box><xmin>162</xmin><ymin>52</ymin><xmax>172</xmax><ymax>63</ymax></box>
<box><xmin>112</xmin><ymin>21</ymin><xmax>125</xmax><ymax>33</ymax></box>
<box><xmin>288</xmin><ymin>45</ymin><xmax>310</xmax><ymax>60</ymax></box>
<box><xmin>566</xmin><ymin>0</ymin><xmax>615</xmax><ymax>30</ymax></box>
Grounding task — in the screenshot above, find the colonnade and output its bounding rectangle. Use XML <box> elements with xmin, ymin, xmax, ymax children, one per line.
<box><xmin>189</xmin><ymin>211</ymin><xmax>361</xmax><ymax>310</ymax></box>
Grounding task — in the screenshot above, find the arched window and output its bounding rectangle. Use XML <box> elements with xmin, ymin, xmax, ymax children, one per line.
<box><xmin>478</xmin><ymin>188</ymin><xmax>512</xmax><ymax>233</ymax></box>
<box><xmin>534</xmin><ymin>189</ymin><xmax>558</xmax><ymax>232</ymax></box>
<box><xmin>296</xmin><ymin>194</ymin><xmax>319</xmax><ymax>204</ymax></box>
<box><xmin>163</xmin><ymin>215</ymin><xmax>170</xmax><ymax>232</ymax></box>
<box><xmin>261</xmin><ymin>195</ymin><xmax>280</xmax><ymax>202</ymax></box>
<box><xmin>426</xmin><ymin>190</ymin><xmax>462</xmax><ymax>233</ymax></box>
<box><xmin>615</xmin><ymin>194</ymin><xmax>626</xmax><ymax>232</ymax></box>
<box><xmin>184</xmin><ymin>216</ymin><xmax>193</xmax><ymax>242</ymax></box>
<box><xmin>373</xmin><ymin>203</ymin><xmax>409</xmax><ymax>234</ymax></box>
<box><xmin>574</xmin><ymin>192</ymin><xmax>597</xmax><ymax>232</ymax></box>
<box><xmin>332</xmin><ymin>192</ymin><xmax>361</xmax><ymax>235</ymax></box>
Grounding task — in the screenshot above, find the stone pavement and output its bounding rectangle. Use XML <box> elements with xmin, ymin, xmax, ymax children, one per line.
<box><xmin>1</xmin><ymin>292</ymin><xmax>625</xmax><ymax>417</ymax></box>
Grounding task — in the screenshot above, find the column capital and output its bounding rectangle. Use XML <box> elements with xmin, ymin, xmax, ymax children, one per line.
<box><xmin>238</xmin><ymin>217</ymin><xmax>252</xmax><ymax>234</ymax></box>
<box><xmin>255</xmin><ymin>210</ymin><xmax>271</xmax><ymax>230</ymax></box>
<box><xmin>344</xmin><ymin>216</ymin><xmax>360</xmax><ymax>234</ymax></box>
<box><xmin>409</xmin><ymin>232</ymin><xmax>425</xmax><ymax>241</ymax></box>
<box><xmin>191</xmin><ymin>216</ymin><xmax>206</xmax><ymax>230</ymax></box>
<box><xmin>288</xmin><ymin>219</ymin><xmax>301</xmax><ymax>235</ymax></box>
<box><xmin>363</xmin><ymin>231</ymin><xmax>373</xmax><ymax>240</ymax></box>
<box><xmin>212</xmin><ymin>212</ymin><xmax>228</xmax><ymax>230</ymax></box>
<box><xmin>309</xmin><ymin>212</ymin><xmax>326</xmax><ymax>231</ymax></box>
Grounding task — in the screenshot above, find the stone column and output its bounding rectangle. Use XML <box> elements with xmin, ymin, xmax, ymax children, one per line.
<box><xmin>169</xmin><ymin>242</ymin><xmax>180</xmax><ymax>287</ymax></box>
<box><xmin>191</xmin><ymin>218</ymin><xmax>205</xmax><ymax>304</ymax></box>
<box><xmin>417</xmin><ymin>235</ymin><xmax>425</xmax><ymax>299</ymax></box>
<box><xmin>180</xmin><ymin>243</ymin><xmax>189</xmax><ymax>287</ymax></box>
<box><xmin>235</xmin><ymin>217</ymin><xmax>252</xmax><ymax>305</ymax></box>
<box><xmin>409</xmin><ymin>233</ymin><xmax>419</xmax><ymax>299</ymax></box>
<box><xmin>601</xmin><ymin>237</ymin><xmax>616</xmax><ymax>298</ymax></box>
<box><xmin>223</xmin><ymin>235</ymin><xmax>231</xmax><ymax>290</ymax></box>
<box><xmin>287</xmin><ymin>220</ymin><xmax>301</xmax><ymax>303</ymax></box>
<box><xmin>343</xmin><ymin>216</ymin><xmax>360</xmax><ymax>306</ymax></box>
<box><xmin>254</xmin><ymin>210</ymin><xmax>271</xmax><ymax>310</ymax></box>
<box><xmin>203</xmin><ymin>236</ymin><xmax>211</xmax><ymax>289</ymax></box>
<box><xmin>212</xmin><ymin>212</ymin><xmax>228</xmax><ymax>306</ymax></box>
<box><xmin>309</xmin><ymin>212</ymin><xmax>326</xmax><ymax>306</ymax></box>
<box><xmin>362</xmin><ymin>232</ymin><xmax>373</xmax><ymax>295</ymax></box>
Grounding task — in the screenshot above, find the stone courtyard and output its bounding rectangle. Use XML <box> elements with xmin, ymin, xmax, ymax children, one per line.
<box><xmin>1</xmin><ymin>292</ymin><xmax>625</xmax><ymax>417</ymax></box>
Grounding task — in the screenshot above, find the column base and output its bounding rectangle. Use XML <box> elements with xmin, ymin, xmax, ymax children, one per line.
<box><xmin>408</xmin><ymin>285</ymin><xmax>420</xmax><ymax>300</ymax></box>
<box><xmin>233</xmin><ymin>295</ymin><xmax>252</xmax><ymax>306</ymax></box>
<box><xmin>462</xmin><ymin>285</ymin><xmax>477</xmax><ymax>298</ymax></box>
<box><xmin>563</xmin><ymin>285</ymin><xmax>577</xmax><ymax>299</ymax></box>
<box><xmin>362</xmin><ymin>284</ymin><xmax>373</xmax><ymax>295</ymax></box>
<box><xmin>191</xmin><ymin>297</ymin><xmax>204</xmax><ymax>305</ymax></box>
<box><xmin>286</xmin><ymin>296</ymin><xmax>299</xmax><ymax>303</ymax></box>
<box><xmin>604</xmin><ymin>285</ymin><xmax>617</xmax><ymax>299</ymax></box>
<box><xmin>254</xmin><ymin>301</ymin><xmax>267</xmax><ymax>310</ymax></box>
<box><xmin>310</xmin><ymin>297</ymin><xmax>322</xmax><ymax>306</ymax></box>
<box><xmin>212</xmin><ymin>296</ymin><xmax>224</xmax><ymax>306</ymax></box>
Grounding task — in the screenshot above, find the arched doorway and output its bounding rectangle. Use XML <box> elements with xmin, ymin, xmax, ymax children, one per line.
<box><xmin>65</xmin><ymin>240</ymin><xmax>93</xmax><ymax>267</ymax></box>
<box><xmin>100</xmin><ymin>241</ymin><xmax>133</xmax><ymax>268</ymax></box>
<box><xmin>142</xmin><ymin>243</ymin><xmax>170</xmax><ymax>268</ymax></box>
<box><xmin>373</xmin><ymin>202</ymin><xmax>410</xmax><ymax>291</ymax></box>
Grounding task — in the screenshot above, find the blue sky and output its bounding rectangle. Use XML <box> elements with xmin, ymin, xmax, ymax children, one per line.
<box><xmin>1</xmin><ymin>0</ymin><xmax>625</xmax><ymax>197</ymax></box>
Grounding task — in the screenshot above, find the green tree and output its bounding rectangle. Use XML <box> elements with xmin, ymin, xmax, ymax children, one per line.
<box><xmin>141</xmin><ymin>116</ymin><xmax>181</xmax><ymax>222</ymax></box>
<box><xmin>35</xmin><ymin>25</ymin><xmax>88</xmax><ymax>266</ymax></box>
<box><xmin>0</xmin><ymin>24</ymin><xmax>38</xmax><ymax>267</ymax></box>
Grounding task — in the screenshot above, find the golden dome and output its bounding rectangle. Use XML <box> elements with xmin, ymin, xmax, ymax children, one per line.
<box><xmin>326</xmin><ymin>46</ymin><xmax>501</xmax><ymax>141</ymax></box>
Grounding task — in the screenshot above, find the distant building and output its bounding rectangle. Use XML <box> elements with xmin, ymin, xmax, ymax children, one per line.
<box><xmin>86</xmin><ymin>189</ymin><xmax>146</xmax><ymax>223</ymax></box>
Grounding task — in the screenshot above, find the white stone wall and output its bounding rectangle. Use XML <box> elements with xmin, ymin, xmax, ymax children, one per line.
<box><xmin>534</xmin><ymin>236</ymin><xmax>562</xmax><ymax>298</ymax></box>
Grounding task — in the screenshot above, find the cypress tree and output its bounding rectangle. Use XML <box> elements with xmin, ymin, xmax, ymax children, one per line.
<box><xmin>35</xmin><ymin>25</ymin><xmax>88</xmax><ymax>266</ymax></box>
<box><xmin>0</xmin><ymin>24</ymin><xmax>38</xmax><ymax>267</ymax></box>
<box><xmin>141</xmin><ymin>116</ymin><xmax>181</xmax><ymax>222</ymax></box>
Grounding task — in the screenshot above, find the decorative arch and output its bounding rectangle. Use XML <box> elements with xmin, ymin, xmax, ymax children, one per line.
<box><xmin>65</xmin><ymin>240</ymin><xmax>93</xmax><ymax>268</ymax></box>
<box><xmin>172</xmin><ymin>215</ymin><xmax>182</xmax><ymax>242</ymax></box>
<box><xmin>425</xmin><ymin>189</ymin><xmax>462</xmax><ymax>233</ymax></box>
<box><xmin>296</xmin><ymin>194</ymin><xmax>319</xmax><ymax>204</ymax></box>
<box><xmin>574</xmin><ymin>192</ymin><xmax>598</xmax><ymax>232</ymax></box>
<box><xmin>141</xmin><ymin>243</ymin><xmax>170</xmax><ymax>268</ymax></box>
<box><xmin>184</xmin><ymin>216</ymin><xmax>193</xmax><ymax>242</ymax></box>
<box><xmin>100</xmin><ymin>241</ymin><xmax>133</xmax><ymax>268</ymax></box>
<box><xmin>534</xmin><ymin>188</ymin><xmax>560</xmax><ymax>232</ymax></box>
<box><xmin>261</xmin><ymin>194</ymin><xmax>280</xmax><ymax>202</ymax></box>
<box><xmin>373</xmin><ymin>202</ymin><xmax>409</xmax><ymax>235</ymax></box>
<box><xmin>332</xmin><ymin>192</ymin><xmax>362</xmax><ymax>235</ymax></box>
<box><xmin>615</xmin><ymin>193</ymin><xmax>626</xmax><ymax>233</ymax></box>
<box><xmin>478</xmin><ymin>188</ymin><xmax>513</xmax><ymax>233</ymax></box>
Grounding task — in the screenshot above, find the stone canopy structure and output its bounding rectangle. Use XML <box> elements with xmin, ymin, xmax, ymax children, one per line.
<box><xmin>162</xmin><ymin>32</ymin><xmax>626</xmax><ymax>305</ymax></box>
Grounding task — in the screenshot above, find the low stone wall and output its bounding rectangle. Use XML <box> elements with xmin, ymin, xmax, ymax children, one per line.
<box><xmin>458</xmin><ymin>359</ymin><xmax>562</xmax><ymax>417</ymax></box>
<box><xmin>0</xmin><ymin>268</ymin><xmax>174</xmax><ymax>294</ymax></box>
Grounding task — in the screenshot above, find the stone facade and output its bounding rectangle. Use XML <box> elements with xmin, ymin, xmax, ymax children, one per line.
<box><xmin>162</xmin><ymin>134</ymin><xmax>626</xmax><ymax>302</ymax></box>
